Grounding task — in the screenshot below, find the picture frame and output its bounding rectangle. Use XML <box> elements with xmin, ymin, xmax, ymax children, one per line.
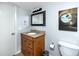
<box><xmin>59</xmin><ymin>8</ymin><xmax>77</xmax><ymax>32</ymax></box>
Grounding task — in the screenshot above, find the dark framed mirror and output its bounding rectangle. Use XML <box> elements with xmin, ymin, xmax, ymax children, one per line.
<box><xmin>31</xmin><ymin>11</ymin><xmax>46</xmax><ymax>26</ymax></box>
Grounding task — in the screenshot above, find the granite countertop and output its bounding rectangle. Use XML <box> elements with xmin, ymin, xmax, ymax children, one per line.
<box><xmin>21</xmin><ymin>30</ymin><xmax>45</xmax><ymax>38</ymax></box>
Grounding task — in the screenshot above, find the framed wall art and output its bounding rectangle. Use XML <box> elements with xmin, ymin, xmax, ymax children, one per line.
<box><xmin>59</xmin><ymin>8</ymin><xmax>77</xmax><ymax>31</ymax></box>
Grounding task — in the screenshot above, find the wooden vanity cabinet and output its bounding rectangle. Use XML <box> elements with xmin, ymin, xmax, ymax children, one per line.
<box><xmin>21</xmin><ymin>33</ymin><xmax>45</xmax><ymax>56</ymax></box>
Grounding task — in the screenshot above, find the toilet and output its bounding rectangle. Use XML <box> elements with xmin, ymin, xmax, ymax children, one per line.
<box><xmin>58</xmin><ymin>41</ymin><xmax>79</xmax><ymax>56</ymax></box>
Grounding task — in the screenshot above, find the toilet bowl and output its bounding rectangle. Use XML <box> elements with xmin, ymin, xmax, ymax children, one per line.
<box><xmin>58</xmin><ymin>41</ymin><xmax>79</xmax><ymax>56</ymax></box>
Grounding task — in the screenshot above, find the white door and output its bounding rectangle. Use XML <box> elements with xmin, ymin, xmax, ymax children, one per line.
<box><xmin>0</xmin><ymin>3</ymin><xmax>15</xmax><ymax>56</ymax></box>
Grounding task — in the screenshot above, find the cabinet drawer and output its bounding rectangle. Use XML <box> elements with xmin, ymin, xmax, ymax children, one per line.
<box><xmin>26</xmin><ymin>43</ymin><xmax>33</xmax><ymax>49</ymax></box>
<box><xmin>26</xmin><ymin>40</ymin><xmax>33</xmax><ymax>48</ymax></box>
<box><xmin>26</xmin><ymin>47</ymin><xmax>33</xmax><ymax>56</ymax></box>
<box><xmin>22</xmin><ymin>47</ymin><xmax>33</xmax><ymax>56</ymax></box>
<box><xmin>21</xmin><ymin>34</ymin><xmax>32</xmax><ymax>40</ymax></box>
<box><xmin>26</xmin><ymin>36</ymin><xmax>32</xmax><ymax>40</ymax></box>
<box><xmin>22</xmin><ymin>39</ymin><xmax>33</xmax><ymax>49</ymax></box>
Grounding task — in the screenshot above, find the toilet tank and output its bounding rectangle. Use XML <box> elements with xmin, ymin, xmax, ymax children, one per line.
<box><xmin>58</xmin><ymin>41</ymin><xmax>79</xmax><ymax>56</ymax></box>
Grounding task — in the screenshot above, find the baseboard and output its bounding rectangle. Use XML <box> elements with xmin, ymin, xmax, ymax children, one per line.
<box><xmin>14</xmin><ymin>50</ymin><xmax>21</xmax><ymax>55</ymax></box>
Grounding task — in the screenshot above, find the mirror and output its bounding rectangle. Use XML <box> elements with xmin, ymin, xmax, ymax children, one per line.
<box><xmin>31</xmin><ymin>11</ymin><xmax>46</xmax><ymax>26</ymax></box>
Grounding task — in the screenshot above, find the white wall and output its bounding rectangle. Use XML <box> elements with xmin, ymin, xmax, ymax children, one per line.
<box><xmin>16</xmin><ymin>6</ymin><xmax>30</xmax><ymax>52</ymax></box>
<box><xmin>30</xmin><ymin>2</ymin><xmax>79</xmax><ymax>56</ymax></box>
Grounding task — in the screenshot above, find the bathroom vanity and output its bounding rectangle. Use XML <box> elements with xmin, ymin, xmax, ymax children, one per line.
<box><xmin>21</xmin><ymin>30</ymin><xmax>45</xmax><ymax>56</ymax></box>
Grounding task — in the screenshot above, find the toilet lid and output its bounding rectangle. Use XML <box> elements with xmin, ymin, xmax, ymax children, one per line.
<box><xmin>59</xmin><ymin>41</ymin><xmax>79</xmax><ymax>49</ymax></box>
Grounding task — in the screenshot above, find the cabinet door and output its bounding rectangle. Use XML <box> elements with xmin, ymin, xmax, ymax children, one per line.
<box><xmin>25</xmin><ymin>47</ymin><xmax>33</xmax><ymax>56</ymax></box>
<box><xmin>34</xmin><ymin>35</ymin><xmax>45</xmax><ymax>56</ymax></box>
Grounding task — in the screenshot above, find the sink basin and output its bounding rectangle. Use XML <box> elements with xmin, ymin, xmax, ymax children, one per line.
<box><xmin>27</xmin><ymin>32</ymin><xmax>37</xmax><ymax>35</ymax></box>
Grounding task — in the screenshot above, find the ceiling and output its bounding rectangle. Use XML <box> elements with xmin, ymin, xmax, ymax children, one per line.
<box><xmin>13</xmin><ymin>2</ymin><xmax>52</xmax><ymax>11</ymax></box>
